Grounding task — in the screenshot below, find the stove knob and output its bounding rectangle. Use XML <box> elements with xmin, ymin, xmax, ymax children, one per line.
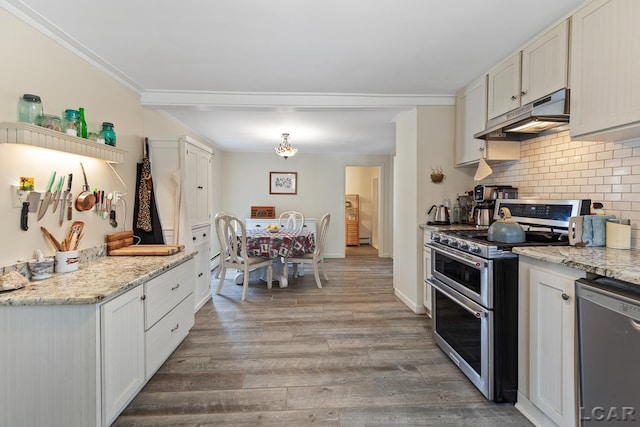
<box><xmin>431</xmin><ymin>234</ymin><xmax>441</xmax><ymax>242</ymax></box>
<box><xmin>440</xmin><ymin>236</ymin><xmax>449</xmax><ymax>244</ymax></box>
<box><xmin>459</xmin><ymin>241</ymin><xmax>469</xmax><ymax>250</ymax></box>
<box><xmin>449</xmin><ymin>239</ymin><xmax>458</xmax><ymax>247</ymax></box>
<box><xmin>469</xmin><ymin>244</ymin><xmax>480</xmax><ymax>253</ymax></box>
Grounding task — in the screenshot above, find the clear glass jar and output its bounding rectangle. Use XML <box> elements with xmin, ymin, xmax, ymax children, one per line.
<box><xmin>62</xmin><ymin>109</ymin><xmax>80</xmax><ymax>136</ymax></box>
<box><xmin>101</xmin><ymin>122</ymin><xmax>116</xmax><ymax>146</ymax></box>
<box><xmin>38</xmin><ymin>114</ymin><xmax>62</xmax><ymax>132</ymax></box>
<box><xmin>17</xmin><ymin>94</ymin><xmax>43</xmax><ymax>124</ymax></box>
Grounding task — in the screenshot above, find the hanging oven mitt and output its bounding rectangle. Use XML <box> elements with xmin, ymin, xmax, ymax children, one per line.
<box><xmin>136</xmin><ymin>156</ymin><xmax>153</xmax><ymax>232</ymax></box>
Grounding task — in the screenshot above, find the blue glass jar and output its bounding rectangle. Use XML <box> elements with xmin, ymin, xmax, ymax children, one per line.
<box><xmin>62</xmin><ymin>109</ymin><xmax>80</xmax><ymax>136</ymax></box>
<box><xmin>101</xmin><ymin>122</ymin><xmax>116</xmax><ymax>146</ymax></box>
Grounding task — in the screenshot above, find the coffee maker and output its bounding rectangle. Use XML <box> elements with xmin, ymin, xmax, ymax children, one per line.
<box><xmin>472</xmin><ymin>185</ymin><xmax>518</xmax><ymax>227</ymax></box>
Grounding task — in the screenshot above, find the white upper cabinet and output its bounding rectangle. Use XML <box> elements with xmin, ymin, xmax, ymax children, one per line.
<box><xmin>487</xmin><ymin>52</ymin><xmax>522</xmax><ymax>119</ymax></box>
<box><xmin>455</xmin><ymin>75</ymin><xmax>520</xmax><ymax>166</ymax></box>
<box><xmin>521</xmin><ymin>20</ymin><xmax>569</xmax><ymax>105</ymax></box>
<box><xmin>455</xmin><ymin>75</ymin><xmax>488</xmax><ymax>165</ymax></box>
<box><xmin>487</xmin><ymin>20</ymin><xmax>569</xmax><ymax>120</ymax></box>
<box><xmin>570</xmin><ymin>0</ymin><xmax>640</xmax><ymax>141</ymax></box>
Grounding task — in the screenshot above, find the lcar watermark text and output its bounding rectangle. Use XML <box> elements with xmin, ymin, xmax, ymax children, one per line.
<box><xmin>581</xmin><ymin>406</ymin><xmax>636</xmax><ymax>422</ymax></box>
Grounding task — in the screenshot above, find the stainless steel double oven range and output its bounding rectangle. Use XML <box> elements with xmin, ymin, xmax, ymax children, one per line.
<box><xmin>427</xmin><ymin>199</ymin><xmax>590</xmax><ymax>403</ymax></box>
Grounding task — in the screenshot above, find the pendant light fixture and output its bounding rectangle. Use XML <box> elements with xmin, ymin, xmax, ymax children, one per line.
<box><xmin>274</xmin><ymin>133</ymin><xmax>297</xmax><ymax>159</ymax></box>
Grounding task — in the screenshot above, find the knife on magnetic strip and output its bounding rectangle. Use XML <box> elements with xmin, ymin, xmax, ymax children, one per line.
<box><xmin>59</xmin><ymin>173</ymin><xmax>72</xmax><ymax>226</ymax></box>
<box><xmin>50</xmin><ymin>175</ymin><xmax>65</xmax><ymax>213</ymax></box>
<box><xmin>37</xmin><ymin>171</ymin><xmax>56</xmax><ymax>221</ymax></box>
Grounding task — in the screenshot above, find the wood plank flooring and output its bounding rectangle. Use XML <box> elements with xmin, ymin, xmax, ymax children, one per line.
<box><xmin>115</xmin><ymin>245</ymin><xmax>532</xmax><ymax>426</ymax></box>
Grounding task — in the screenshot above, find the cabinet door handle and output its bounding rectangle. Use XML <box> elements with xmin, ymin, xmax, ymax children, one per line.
<box><xmin>562</xmin><ymin>293</ymin><xmax>570</xmax><ymax>301</ymax></box>
<box><xmin>140</xmin><ymin>295</ymin><xmax>146</xmax><ymax>301</ymax></box>
<box><xmin>521</xmin><ymin>90</ymin><xmax>527</xmax><ymax>96</ymax></box>
<box><xmin>197</xmin><ymin>185</ymin><xmax>203</xmax><ymax>189</ymax></box>
<box><xmin>511</xmin><ymin>95</ymin><xmax>518</xmax><ymax>100</ymax></box>
<box><xmin>202</xmin><ymin>233</ymin><xmax>207</xmax><ymax>237</ymax></box>
<box><xmin>198</xmin><ymin>272</ymin><xmax>203</xmax><ymax>277</ymax></box>
<box><xmin>171</xmin><ymin>283</ymin><xmax>180</xmax><ymax>291</ymax></box>
<box><xmin>193</xmin><ymin>236</ymin><xmax>196</xmax><ymax>241</ymax></box>
<box><xmin>171</xmin><ymin>323</ymin><xmax>179</xmax><ymax>332</ymax></box>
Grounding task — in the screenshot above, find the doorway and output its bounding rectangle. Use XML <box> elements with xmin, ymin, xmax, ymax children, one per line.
<box><xmin>345</xmin><ymin>165</ymin><xmax>381</xmax><ymax>255</ymax></box>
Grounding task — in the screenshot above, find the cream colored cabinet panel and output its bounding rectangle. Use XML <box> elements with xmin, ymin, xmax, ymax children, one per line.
<box><xmin>422</xmin><ymin>229</ymin><xmax>432</xmax><ymax>316</ymax></box>
<box><xmin>529</xmin><ymin>267</ymin><xmax>576</xmax><ymax>427</ymax></box>
<box><xmin>101</xmin><ymin>286</ymin><xmax>145</xmax><ymax>426</ymax></box>
<box><xmin>487</xmin><ymin>52</ymin><xmax>522</xmax><ymax>119</ymax></box>
<box><xmin>521</xmin><ymin>20</ymin><xmax>569</xmax><ymax>105</ymax></box>
<box><xmin>185</xmin><ymin>143</ymin><xmax>212</xmax><ymax>227</ymax></box>
<box><xmin>455</xmin><ymin>75</ymin><xmax>488</xmax><ymax>165</ymax></box>
<box><xmin>517</xmin><ymin>256</ymin><xmax>584</xmax><ymax>427</ymax></box>
<box><xmin>570</xmin><ymin>0</ymin><xmax>640</xmax><ymax>141</ymax></box>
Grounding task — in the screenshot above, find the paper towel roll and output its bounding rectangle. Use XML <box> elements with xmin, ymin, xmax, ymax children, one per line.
<box><xmin>606</xmin><ymin>219</ymin><xmax>631</xmax><ymax>249</ymax></box>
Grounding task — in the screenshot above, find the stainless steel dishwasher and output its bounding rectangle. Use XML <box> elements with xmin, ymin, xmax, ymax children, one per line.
<box><xmin>576</xmin><ymin>277</ymin><xmax>640</xmax><ymax>426</ymax></box>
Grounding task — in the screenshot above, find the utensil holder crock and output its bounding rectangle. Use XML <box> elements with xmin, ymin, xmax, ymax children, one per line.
<box><xmin>55</xmin><ymin>250</ymin><xmax>79</xmax><ymax>273</ymax></box>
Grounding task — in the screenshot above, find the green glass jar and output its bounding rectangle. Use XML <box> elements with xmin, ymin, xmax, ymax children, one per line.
<box><xmin>101</xmin><ymin>122</ymin><xmax>116</xmax><ymax>146</ymax></box>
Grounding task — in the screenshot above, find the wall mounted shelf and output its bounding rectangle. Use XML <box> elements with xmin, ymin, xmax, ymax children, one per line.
<box><xmin>0</xmin><ymin>122</ymin><xmax>126</xmax><ymax>163</ymax></box>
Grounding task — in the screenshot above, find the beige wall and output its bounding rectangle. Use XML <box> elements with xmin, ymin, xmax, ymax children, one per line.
<box><xmin>0</xmin><ymin>9</ymin><xmax>215</xmax><ymax>266</ymax></box>
<box><xmin>221</xmin><ymin>151</ymin><xmax>394</xmax><ymax>259</ymax></box>
<box><xmin>482</xmin><ymin>130</ymin><xmax>640</xmax><ymax>248</ymax></box>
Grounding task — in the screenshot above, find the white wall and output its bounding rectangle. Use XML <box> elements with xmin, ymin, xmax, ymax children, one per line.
<box><xmin>394</xmin><ymin>106</ymin><xmax>475</xmax><ymax>313</ymax></box>
<box><xmin>221</xmin><ymin>152</ymin><xmax>393</xmax><ymax>259</ymax></box>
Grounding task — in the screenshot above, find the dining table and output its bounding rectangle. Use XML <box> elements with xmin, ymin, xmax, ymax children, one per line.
<box><xmin>234</xmin><ymin>228</ymin><xmax>316</xmax><ymax>288</ymax></box>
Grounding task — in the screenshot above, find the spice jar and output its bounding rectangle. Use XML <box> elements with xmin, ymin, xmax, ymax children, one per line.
<box><xmin>17</xmin><ymin>94</ymin><xmax>43</xmax><ymax>124</ymax></box>
<box><xmin>100</xmin><ymin>122</ymin><xmax>116</xmax><ymax>146</ymax></box>
<box><xmin>38</xmin><ymin>114</ymin><xmax>62</xmax><ymax>132</ymax></box>
<box><xmin>62</xmin><ymin>109</ymin><xmax>80</xmax><ymax>136</ymax></box>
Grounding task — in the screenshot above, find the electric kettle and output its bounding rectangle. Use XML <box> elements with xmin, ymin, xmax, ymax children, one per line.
<box><xmin>428</xmin><ymin>204</ymin><xmax>450</xmax><ymax>225</ymax></box>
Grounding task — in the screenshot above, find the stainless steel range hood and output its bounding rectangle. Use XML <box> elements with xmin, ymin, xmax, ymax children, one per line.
<box><xmin>474</xmin><ymin>89</ymin><xmax>569</xmax><ymax>141</ymax></box>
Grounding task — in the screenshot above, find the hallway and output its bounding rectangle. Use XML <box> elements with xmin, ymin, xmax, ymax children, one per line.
<box><xmin>115</xmin><ymin>248</ymin><xmax>531</xmax><ymax>426</ymax></box>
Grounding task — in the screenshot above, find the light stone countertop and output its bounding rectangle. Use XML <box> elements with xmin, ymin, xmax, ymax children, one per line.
<box><xmin>513</xmin><ymin>246</ymin><xmax>640</xmax><ymax>286</ymax></box>
<box><xmin>0</xmin><ymin>251</ymin><xmax>195</xmax><ymax>306</ymax></box>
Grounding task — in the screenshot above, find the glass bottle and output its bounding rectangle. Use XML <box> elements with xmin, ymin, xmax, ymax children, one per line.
<box><xmin>452</xmin><ymin>199</ymin><xmax>461</xmax><ymax>224</ymax></box>
<box><xmin>78</xmin><ymin>107</ymin><xmax>88</xmax><ymax>138</ymax></box>
<box><xmin>101</xmin><ymin>122</ymin><xmax>116</xmax><ymax>146</ymax></box>
<box><xmin>62</xmin><ymin>109</ymin><xmax>80</xmax><ymax>136</ymax></box>
<box><xmin>17</xmin><ymin>94</ymin><xmax>43</xmax><ymax>124</ymax></box>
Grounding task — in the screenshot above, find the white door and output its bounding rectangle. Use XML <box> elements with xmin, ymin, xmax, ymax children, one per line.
<box><xmin>371</xmin><ymin>176</ymin><xmax>379</xmax><ymax>249</ymax></box>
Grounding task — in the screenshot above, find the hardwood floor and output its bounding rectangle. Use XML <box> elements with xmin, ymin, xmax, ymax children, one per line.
<box><xmin>115</xmin><ymin>245</ymin><xmax>532</xmax><ymax>426</ymax></box>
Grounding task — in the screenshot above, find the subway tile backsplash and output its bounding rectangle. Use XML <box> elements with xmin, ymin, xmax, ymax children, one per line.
<box><xmin>481</xmin><ymin>130</ymin><xmax>640</xmax><ymax>249</ymax></box>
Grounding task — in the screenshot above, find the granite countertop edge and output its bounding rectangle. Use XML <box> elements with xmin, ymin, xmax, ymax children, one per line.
<box><xmin>513</xmin><ymin>246</ymin><xmax>640</xmax><ymax>286</ymax></box>
<box><xmin>0</xmin><ymin>251</ymin><xmax>196</xmax><ymax>307</ymax></box>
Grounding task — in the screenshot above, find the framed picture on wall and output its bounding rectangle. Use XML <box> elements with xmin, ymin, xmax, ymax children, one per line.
<box><xmin>270</xmin><ymin>172</ymin><xmax>297</xmax><ymax>195</ymax></box>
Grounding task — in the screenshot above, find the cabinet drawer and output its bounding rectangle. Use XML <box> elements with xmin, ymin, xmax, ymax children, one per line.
<box><xmin>144</xmin><ymin>259</ymin><xmax>195</xmax><ymax>329</ymax></box>
<box><xmin>191</xmin><ymin>225</ymin><xmax>211</xmax><ymax>247</ymax></box>
<box><xmin>145</xmin><ymin>293</ymin><xmax>194</xmax><ymax>378</ymax></box>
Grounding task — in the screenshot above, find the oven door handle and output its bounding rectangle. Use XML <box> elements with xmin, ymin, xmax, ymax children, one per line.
<box><xmin>427</xmin><ymin>244</ymin><xmax>488</xmax><ymax>270</ymax></box>
<box><xmin>428</xmin><ymin>278</ymin><xmax>488</xmax><ymax>318</ymax></box>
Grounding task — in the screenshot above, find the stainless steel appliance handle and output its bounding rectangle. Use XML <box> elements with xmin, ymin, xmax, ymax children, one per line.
<box><xmin>427</xmin><ymin>243</ymin><xmax>487</xmax><ymax>270</ymax></box>
<box><xmin>428</xmin><ymin>278</ymin><xmax>488</xmax><ymax>318</ymax></box>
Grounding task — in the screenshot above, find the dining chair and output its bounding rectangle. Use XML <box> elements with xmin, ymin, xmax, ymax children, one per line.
<box><xmin>278</xmin><ymin>210</ymin><xmax>305</xmax><ymax>230</ymax></box>
<box><xmin>214</xmin><ymin>212</ymin><xmax>273</xmax><ymax>301</ymax></box>
<box><xmin>286</xmin><ymin>213</ymin><xmax>330</xmax><ymax>288</ymax></box>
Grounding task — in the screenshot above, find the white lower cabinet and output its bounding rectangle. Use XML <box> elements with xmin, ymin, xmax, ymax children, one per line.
<box><xmin>192</xmin><ymin>224</ymin><xmax>213</xmax><ymax>311</ymax></box>
<box><xmin>0</xmin><ymin>258</ymin><xmax>195</xmax><ymax>427</ymax></box>
<box><xmin>102</xmin><ymin>286</ymin><xmax>145</xmax><ymax>426</ymax></box>
<box><xmin>517</xmin><ymin>256</ymin><xmax>585</xmax><ymax>427</ymax></box>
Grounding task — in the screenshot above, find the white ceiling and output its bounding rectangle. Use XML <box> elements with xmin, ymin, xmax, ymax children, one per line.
<box><xmin>4</xmin><ymin>0</ymin><xmax>584</xmax><ymax>154</ymax></box>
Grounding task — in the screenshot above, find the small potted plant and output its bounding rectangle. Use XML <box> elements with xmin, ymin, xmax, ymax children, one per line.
<box><xmin>430</xmin><ymin>166</ymin><xmax>445</xmax><ymax>183</ymax></box>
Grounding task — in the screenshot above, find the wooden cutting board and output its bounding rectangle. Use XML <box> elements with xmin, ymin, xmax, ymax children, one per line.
<box><xmin>106</xmin><ymin>231</ymin><xmax>184</xmax><ymax>256</ymax></box>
